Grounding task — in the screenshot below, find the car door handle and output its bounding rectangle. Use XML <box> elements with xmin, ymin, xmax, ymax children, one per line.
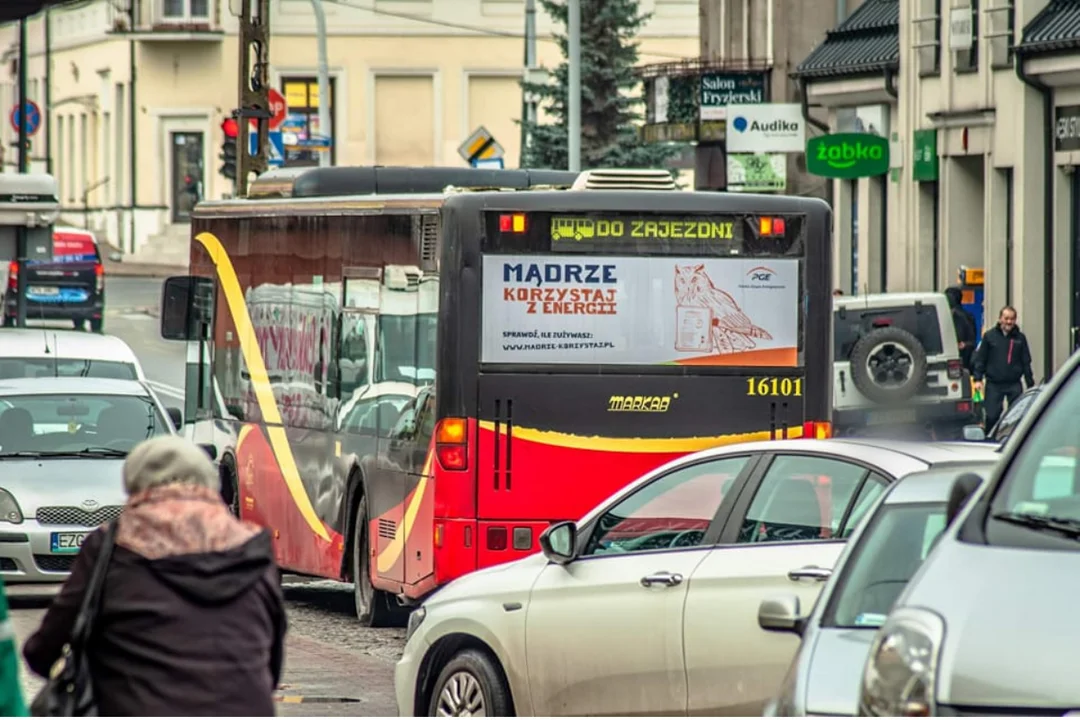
<box><xmin>640</xmin><ymin>571</ymin><xmax>684</xmax><ymax>588</ymax></box>
<box><xmin>788</xmin><ymin>565</ymin><xmax>832</xmax><ymax>582</ymax></box>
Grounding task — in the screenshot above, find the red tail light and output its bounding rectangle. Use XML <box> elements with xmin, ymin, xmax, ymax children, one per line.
<box><xmin>94</xmin><ymin>262</ymin><xmax>104</xmax><ymax>292</ymax></box>
<box><xmin>947</xmin><ymin>359</ymin><xmax>962</xmax><ymax>380</ymax></box>
<box><xmin>957</xmin><ymin>401</ymin><xmax>972</xmax><ymax>413</ymax></box>
<box><xmin>801</xmin><ymin>421</ymin><xmax>833</xmax><ymax>440</ymax></box>
<box><xmin>435</xmin><ymin>417</ymin><xmax>468</xmax><ymax>471</ymax></box>
<box><xmin>6</xmin><ymin>260</ymin><xmax>15</xmax><ymax>290</ymax></box>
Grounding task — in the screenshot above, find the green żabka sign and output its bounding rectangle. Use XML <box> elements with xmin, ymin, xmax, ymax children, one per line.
<box><xmin>805</xmin><ymin>133</ymin><xmax>890</xmax><ymax>179</ymax></box>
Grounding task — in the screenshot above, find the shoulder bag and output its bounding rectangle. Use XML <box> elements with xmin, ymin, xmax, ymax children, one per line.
<box><xmin>30</xmin><ymin>519</ymin><xmax>118</xmax><ymax>717</ymax></box>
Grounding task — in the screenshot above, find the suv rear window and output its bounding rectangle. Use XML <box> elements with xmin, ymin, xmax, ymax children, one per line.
<box><xmin>52</xmin><ymin>232</ymin><xmax>100</xmax><ymax>263</ymax></box>
<box><xmin>834</xmin><ymin>306</ymin><xmax>944</xmax><ymax>360</ymax></box>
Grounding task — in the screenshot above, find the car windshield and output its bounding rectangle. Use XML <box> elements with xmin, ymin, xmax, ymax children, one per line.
<box><xmin>988</xmin><ymin>370</ymin><xmax>1080</xmax><ymax>545</ymax></box>
<box><xmin>0</xmin><ymin>393</ymin><xmax>169</xmax><ymax>456</ymax></box>
<box><xmin>824</xmin><ymin>502</ymin><xmax>949</xmax><ymax>629</ymax></box>
<box><xmin>0</xmin><ymin>357</ymin><xmax>138</xmax><ymax>380</ymax></box>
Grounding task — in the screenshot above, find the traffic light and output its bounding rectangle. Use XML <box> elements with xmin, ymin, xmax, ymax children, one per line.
<box><xmin>219</xmin><ymin>117</ymin><xmax>238</xmax><ymax>181</ymax></box>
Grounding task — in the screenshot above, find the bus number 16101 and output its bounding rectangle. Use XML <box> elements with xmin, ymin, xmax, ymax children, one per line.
<box><xmin>746</xmin><ymin>377</ymin><xmax>803</xmax><ymax>397</ymax></box>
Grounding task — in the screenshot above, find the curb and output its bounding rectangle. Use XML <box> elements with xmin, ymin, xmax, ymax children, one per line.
<box><xmin>104</xmin><ymin>262</ymin><xmax>188</xmax><ymax>278</ymax></box>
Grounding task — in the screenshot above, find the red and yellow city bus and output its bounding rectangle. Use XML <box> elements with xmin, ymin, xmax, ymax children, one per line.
<box><xmin>159</xmin><ymin>166</ymin><xmax>833</xmax><ymax>626</ymax></box>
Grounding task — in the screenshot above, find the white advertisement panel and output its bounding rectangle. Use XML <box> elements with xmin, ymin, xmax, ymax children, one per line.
<box><xmin>725</xmin><ymin>103</ymin><xmax>806</xmax><ymax>153</ymax></box>
<box><xmin>482</xmin><ymin>255</ymin><xmax>800</xmax><ymax>367</ymax></box>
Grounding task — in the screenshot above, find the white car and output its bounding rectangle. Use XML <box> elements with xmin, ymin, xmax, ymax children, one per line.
<box><xmin>394</xmin><ymin>439</ymin><xmax>1000</xmax><ymax>717</ymax></box>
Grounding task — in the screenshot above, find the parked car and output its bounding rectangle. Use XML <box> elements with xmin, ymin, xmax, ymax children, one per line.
<box><xmin>0</xmin><ymin>377</ymin><xmax>186</xmax><ymax>582</ymax></box>
<box><xmin>0</xmin><ymin>328</ymin><xmax>240</xmax><ymax>512</ymax></box>
<box><xmin>758</xmin><ymin>459</ymin><xmax>996</xmax><ymax>716</ymax></box>
<box><xmin>394</xmin><ymin>438</ymin><xmax>999</xmax><ymax>717</ymax></box>
<box><xmin>833</xmin><ymin>293</ymin><xmax>976</xmax><ymax>440</ymax></box>
<box><xmin>0</xmin><ymin>327</ymin><xmax>144</xmax><ymax>380</ymax></box>
<box><xmin>2</xmin><ymin>226</ymin><xmax>106</xmax><ymax>332</ymax></box>
<box><xmin>962</xmin><ymin>385</ymin><xmax>1043</xmax><ymax>445</ymax></box>
<box><xmin>859</xmin><ymin>348</ymin><xmax>1080</xmax><ymax>717</ymax></box>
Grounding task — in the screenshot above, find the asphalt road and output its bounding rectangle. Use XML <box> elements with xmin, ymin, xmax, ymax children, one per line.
<box><xmin>10</xmin><ymin>276</ymin><xmax>406</xmax><ymax>715</ymax></box>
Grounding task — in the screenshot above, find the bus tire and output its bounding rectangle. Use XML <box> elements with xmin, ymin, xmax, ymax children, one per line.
<box><xmin>427</xmin><ymin>648</ymin><xmax>514</xmax><ymax>717</ymax></box>
<box><xmin>352</xmin><ymin>494</ymin><xmax>396</xmax><ymax>627</ymax></box>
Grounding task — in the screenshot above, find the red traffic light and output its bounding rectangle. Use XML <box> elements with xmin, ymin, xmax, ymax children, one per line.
<box><xmin>221</xmin><ymin>117</ymin><xmax>238</xmax><ymax>139</ymax></box>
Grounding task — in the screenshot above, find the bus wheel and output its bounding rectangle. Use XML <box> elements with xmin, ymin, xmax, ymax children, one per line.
<box><xmin>428</xmin><ymin>649</ymin><xmax>514</xmax><ymax>717</ymax></box>
<box><xmin>352</xmin><ymin>495</ymin><xmax>395</xmax><ymax>627</ymax></box>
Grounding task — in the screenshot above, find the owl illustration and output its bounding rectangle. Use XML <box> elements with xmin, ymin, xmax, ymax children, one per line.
<box><xmin>674</xmin><ymin>264</ymin><xmax>772</xmax><ymax>354</ymax></box>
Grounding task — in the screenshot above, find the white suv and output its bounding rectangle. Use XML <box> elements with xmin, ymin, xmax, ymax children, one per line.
<box><xmin>833</xmin><ymin>292</ymin><xmax>976</xmax><ymax>440</ymax></box>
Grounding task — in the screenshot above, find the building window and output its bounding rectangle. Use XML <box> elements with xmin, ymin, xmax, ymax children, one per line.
<box><xmin>954</xmin><ymin>0</ymin><xmax>979</xmax><ymax>73</ymax></box>
<box><xmin>281</xmin><ymin>77</ymin><xmax>336</xmax><ymax>167</ymax></box>
<box><xmin>915</xmin><ymin>0</ymin><xmax>942</xmax><ymax>76</ymax></box>
<box><xmin>163</xmin><ymin>0</ymin><xmax>209</xmax><ymax>20</ymax></box>
<box><xmin>988</xmin><ymin>0</ymin><xmax>1014</xmax><ymax>69</ymax></box>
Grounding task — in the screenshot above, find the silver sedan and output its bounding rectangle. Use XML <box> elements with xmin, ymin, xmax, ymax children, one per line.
<box><xmin>0</xmin><ymin>377</ymin><xmax>177</xmax><ymax>582</ymax></box>
<box><xmin>758</xmin><ymin>458</ymin><xmax>997</xmax><ymax>716</ymax></box>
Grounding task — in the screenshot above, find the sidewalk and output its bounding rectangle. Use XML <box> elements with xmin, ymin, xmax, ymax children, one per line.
<box><xmin>101</xmin><ymin>240</ymin><xmax>188</xmax><ymax>279</ymax></box>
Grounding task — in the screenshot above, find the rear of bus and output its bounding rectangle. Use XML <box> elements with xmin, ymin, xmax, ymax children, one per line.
<box><xmin>431</xmin><ymin>188</ymin><xmax>833</xmax><ymax>580</ymax></box>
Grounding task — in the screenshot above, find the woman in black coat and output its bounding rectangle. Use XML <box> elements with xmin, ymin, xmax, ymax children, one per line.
<box><xmin>24</xmin><ymin>435</ymin><xmax>287</xmax><ymax>716</ymax></box>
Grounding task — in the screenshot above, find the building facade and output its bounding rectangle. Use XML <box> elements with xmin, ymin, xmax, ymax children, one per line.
<box><xmin>793</xmin><ymin>0</ymin><xmax>1080</xmax><ymax>381</ymax></box>
<box><xmin>0</xmin><ymin>0</ymin><xmax>698</xmax><ymax>259</ymax></box>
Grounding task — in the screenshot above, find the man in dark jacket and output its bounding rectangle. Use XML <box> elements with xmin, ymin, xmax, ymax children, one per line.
<box><xmin>24</xmin><ymin>435</ymin><xmax>287</xmax><ymax>716</ymax></box>
<box><xmin>944</xmin><ymin>287</ymin><xmax>977</xmax><ymax>370</ymax></box>
<box><xmin>973</xmin><ymin>305</ymin><xmax>1035</xmax><ymax>431</ymax></box>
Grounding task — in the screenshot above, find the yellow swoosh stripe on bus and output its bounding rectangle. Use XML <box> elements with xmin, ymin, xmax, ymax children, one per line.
<box><xmin>195</xmin><ymin>231</ymin><xmax>331</xmax><ymax>542</ymax></box>
<box><xmin>376</xmin><ymin>450</ymin><xmax>434</xmax><ymax>574</ymax></box>
<box><xmin>476</xmin><ymin>422</ymin><xmax>803</xmax><ymax>452</ymax></box>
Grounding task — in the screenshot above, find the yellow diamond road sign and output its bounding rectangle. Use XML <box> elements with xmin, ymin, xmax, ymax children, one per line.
<box><xmin>458</xmin><ymin>126</ymin><xmax>505</xmax><ymax>164</ymax></box>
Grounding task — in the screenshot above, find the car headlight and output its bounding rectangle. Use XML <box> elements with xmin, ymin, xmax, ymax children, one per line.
<box><xmin>859</xmin><ymin>607</ymin><xmax>945</xmax><ymax>717</ymax></box>
<box><xmin>405</xmin><ymin>606</ymin><xmax>426</xmax><ymax>643</ymax></box>
<box><xmin>0</xmin><ymin>489</ymin><xmax>23</xmax><ymax>524</ymax></box>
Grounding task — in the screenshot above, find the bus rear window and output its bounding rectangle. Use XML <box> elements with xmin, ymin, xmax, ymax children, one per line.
<box><xmin>481</xmin><ymin>254</ymin><xmax>801</xmax><ymax>367</ymax></box>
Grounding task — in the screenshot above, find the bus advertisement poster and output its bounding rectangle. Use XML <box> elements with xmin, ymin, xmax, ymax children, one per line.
<box><xmin>481</xmin><ymin>255</ymin><xmax>799</xmax><ymax>367</ymax></box>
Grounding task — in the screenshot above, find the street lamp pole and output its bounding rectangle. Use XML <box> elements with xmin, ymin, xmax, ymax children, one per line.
<box><xmin>567</xmin><ymin>0</ymin><xmax>581</xmax><ymax>172</ymax></box>
<box><xmin>310</xmin><ymin>0</ymin><xmax>331</xmax><ymax>167</ymax></box>
<box><xmin>15</xmin><ymin>18</ymin><xmax>29</xmax><ymax>328</ymax></box>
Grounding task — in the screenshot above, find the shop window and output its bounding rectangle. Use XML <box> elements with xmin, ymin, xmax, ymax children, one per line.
<box><xmin>281</xmin><ymin>77</ymin><xmax>337</xmax><ymax>167</ymax></box>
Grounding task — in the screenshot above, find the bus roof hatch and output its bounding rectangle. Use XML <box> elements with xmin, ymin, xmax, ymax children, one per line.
<box><xmin>570</xmin><ymin>168</ymin><xmax>676</xmax><ymax>191</ymax></box>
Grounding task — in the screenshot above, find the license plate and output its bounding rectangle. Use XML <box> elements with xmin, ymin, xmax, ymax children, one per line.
<box><xmin>867</xmin><ymin>408</ymin><xmax>918</xmax><ymax>425</ymax></box>
<box><xmin>28</xmin><ymin>286</ymin><xmax>59</xmax><ymax>295</ymax></box>
<box><xmin>49</xmin><ymin>532</ymin><xmax>88</xmax><ymax>554</ymax></box>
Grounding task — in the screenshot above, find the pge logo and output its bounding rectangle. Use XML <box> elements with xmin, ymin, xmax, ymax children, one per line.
<box><xmin>747</xmin><ymin>265</ymin><xmax>775</xmax><ymax>282</ymax></box>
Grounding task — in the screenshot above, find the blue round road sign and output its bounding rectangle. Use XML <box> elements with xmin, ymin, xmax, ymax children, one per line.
<box><xmin>10</xmin><ymin>100</ymin><xmax>42</xmax><ymax>136</ymax></box>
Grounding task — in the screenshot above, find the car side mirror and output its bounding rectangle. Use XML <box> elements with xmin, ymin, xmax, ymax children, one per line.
<box><xmin>962</xmin><ymin>424</ymin><xmax>987</xmax><ymax>442</ymax></box>
<box><xmin>946</xmin><ymin>472</ymin><xmax>984</xmax><ymax>526</ymax></box>
<box><xmin>198</xmin><ymin>443</ymin><xmax>218</xmax><ymax>461</ymax></box>
<box><xmin>539</xmin><ymin>521</ymin><xmax>578</xmax><ymax>565</ymax></box>
<box><xmin>166</xmin><ymin>407</ymin><xmax>183</xmax><ymax>428</ymax></box>
<box><xmin>758</xmin><ymin>595</ymin><xmax>806</xmax><ymax>636</ymax></box>
<box><xmin>225</xmin><ymin>403</ymin><xmax>245</xmax><ymax>421</ymax></box>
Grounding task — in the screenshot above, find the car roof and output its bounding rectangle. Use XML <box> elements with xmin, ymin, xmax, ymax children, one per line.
<box><xmin>0</xmin><ymin>377</ymin><xmax>151</xmax><ymax>397</ymax></box>
<box><xmin>882</xmin><ymin>459</ymin><xmax>998</xmax><ymax>505</ymax></box>
<box><xmin>0</xmin><ymin>329</ymin><xmax>140</xmax><ymax>363</ymax></box>
<box><xmin>693</xmin><ymin>438</ymin><xmax>1000</xmax><ymax>465</ymax></box>
<box><xmin>834</xmin><ymin>292</ymin><xmax>947</xmax><ymax>307</ymax></box>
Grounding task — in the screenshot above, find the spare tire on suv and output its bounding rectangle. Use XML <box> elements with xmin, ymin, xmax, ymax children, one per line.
<box><xmin>849</xmin><ymin>326</ymin><xmax>928</xmax><ymax>404</ymax></box>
